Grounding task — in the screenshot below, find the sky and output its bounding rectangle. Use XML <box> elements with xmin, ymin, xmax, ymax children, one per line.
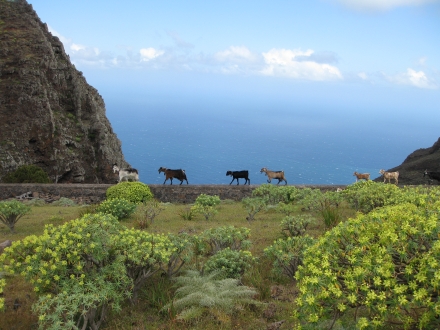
<box><xmin>26</xmin><ymin>0</ymin><xmax>440</xmax><ymax>181</ymax></box>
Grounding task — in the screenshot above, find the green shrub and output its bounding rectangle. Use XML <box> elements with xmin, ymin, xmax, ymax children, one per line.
<box><xmin>242</xmin><ymin>197</ymin><xmax>266</xmax><ymax>221</ymax></box>
<box><xmin>2</xmin><ymin>165</ymin><xmax>51</xmax><ymax>183</ymax></box>
<box><xmin>0</xmin><ymin>277</ymin><xmax>5</xmax><ymax>311</ymax></box>
<box><xmin>0</xmin><ymin>200</ymin><xmax>31</xmax><ymax>233</ymax></box>
<box><xmin>51</xmin><ymin>197</ymin><xmax>77</xmax><ymax>207</ymax></box>
<box><xmin>161</xmin><ymin>270</ymin><xmax>259</xmax><ymax>323</ymax></box>
<box><xmin>24</xmin><ymin>198</ymin><xmax>46</xmax><ymax>206</ymax></box>
<box><xmin>135</xmin><ymin>199</ymin><xmax>164</xmax><ymax>229</ymax></box>
<box><xmin>160</xmin><ymin>233</ymin><xmax>195</xmax><ymax>278</ymax></box>
<box><xmin>191</xmin><ymin>194</ymin><xmax>221</xmax><ymax>221</ymax></box>
<box><xmin>204</xmin><ymin>248</ymin><xmax>256</xmax><ymax>279</ymax></box>
<box><xmin>200</xmin><ymin>226</ymin><xmax>251</xmax><ymax>255</ymax></box>
<box><xmin>303</xmin><ymin>190</ymin><xmax>343</xmax><ymax>228</ymax></box>
<box><xmin>252</xmin><ymin>184</ymin><xmax>293</xmax><ymax>205</ymax></box>
<box><xmin>0</xmin><ymin>213</ymin><xmax>175</xmax><ymax>328</ymax></box>
<box><xmin>280</xmin><ymin>215</ymin><xmax>314</xmax><ymax>237</ymax></box>
<box><xmin>295</xmin><ymin>202</ymin><xmax>440</xmax><ymax>329</ymax></box>
<box><xmin>264</xmin><ymin>235</ymin><xmax>314</xmax><ymax>279</ymax></box>
<box><xmin>341</xmin><ymin>181</ymin><xmax>401</xmax><ymax>213</ymax></box>
<box><xmin>0</xmin><ymin>213</ymin><xmax>130</xmax><ymax>330</ymax></box>
<box><xmin>96</xmin><ymin>198</ymin><xmax>136</xmax><ymax>220</ymax></box>
<box><xmin>106</xmin><ymin>182</ymin><xmax>153</xmax><ymax>204</ymax></box>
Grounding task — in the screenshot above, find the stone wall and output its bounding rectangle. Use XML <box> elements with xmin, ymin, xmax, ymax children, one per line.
<box><xmin>0</xmin><ymin>184</ymin><xmax>346</xmax><ymax>204</ymax></box>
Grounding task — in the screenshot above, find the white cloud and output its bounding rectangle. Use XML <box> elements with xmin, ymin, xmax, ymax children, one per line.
<box><xmin>358</xmin><ymin>72</ymin><xmax>368</xmax><ymax>80</ymax></box>
<box><xmin>261</xmin><ymin>48</ymin><xmax>343</xmax><ymax>81</ymax></box>
<box><xmin>417</xmin><ymin>56</ymin><xmax>427</xmax><ymax>66</ymax></box>
<box><xmin>140</xmin><ymin>48</ymin><xmax>164</xmax><ymax>62</ymax></box>
<box><xmin>386</xmin><ymin>68</ymin><xmax>437</xmax><ymax>89</ymax></box>
<box><xmin>214</xmin><ymin>46</ymin><xmax>256</xmax><ymax>62</ymax></box>
<box><xmin>333</xmin><ymin>0</ymin><xmax>439</xmax><ymax>11</ymax></box>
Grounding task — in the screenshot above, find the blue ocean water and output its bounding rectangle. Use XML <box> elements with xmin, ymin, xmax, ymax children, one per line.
<box><xmin>106</xmin><ymin>102</ymin><xmax>436</xmax><ymax>186</ymax></box>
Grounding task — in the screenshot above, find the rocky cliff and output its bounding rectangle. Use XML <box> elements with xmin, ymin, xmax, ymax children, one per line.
<box><xmin>375</xmin><ymin>137</ymin><xmax>440</xmax><ymax>185</ymax></box>
<box><xmin>0</xmin><ymin>0</ymin><xmax>129</xmax><ymax>183</ymax></box>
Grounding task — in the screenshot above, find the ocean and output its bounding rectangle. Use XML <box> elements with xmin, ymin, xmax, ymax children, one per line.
<box><xmin>105</xmin><ymin>96</ymin><xmax>436</xmax><ymax>186</ymax></box>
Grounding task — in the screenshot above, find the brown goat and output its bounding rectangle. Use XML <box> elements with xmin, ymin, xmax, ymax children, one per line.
<box><xmin>158</xmin><ymin>167</ymin><xmax>188</xmax><ymax>185</ymax></box>
<box><xmin>353</xmin><ymin>172</ymin><xmax>370</xmax><ymax>182</ymax></box>
<box><xmin>260</xmin><ymin>167</ymin><xmax>287</xmax><ymax>185</ymax></box>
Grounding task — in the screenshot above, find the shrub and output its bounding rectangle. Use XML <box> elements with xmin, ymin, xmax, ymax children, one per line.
<box><xmin>295</xmin><ymin>202</ymin><xmax>440</xmax><ymax>329</ymax></box>
<box><xmin>280</xmin><ymin>215</ymin><xmax>314</xmax><ymax>237</ymax></box>
<box><xmin>204</xmin><ymin>248</ymin><xmax>256</xmax><ymax>279</ymax></box>
<box><xmin>303</xmin><ymin>190</ymin><xmax>343</xmax><ymax>228</ymax></box>
<box><xmin>24</xmin><ymin>198</ymin><xmax>46</xmax><ymax>206</ymax></box>
<box><xmin>200</xmin><ymin>226</ymin><xmax>251</xmax><ymax>255</ymax></box>
<box><xmin>2</xmin><ymin>165</ymin><xmax>51</xmax><ymax>183</ymax></box>
<box><xmin>0</xmin><ymin>213</ymin><xmax>175</xmax><ymax>328</ymax></box>
<box><xmin>96</xmin><ymin>198</ymin><xmax>136</xmax><ymax>220</ymax></box>
<box><xmin>106</xmin><ymin>182</ymin><xmax>153</xmax><ymax>204</ymax></box>
<box><xmin>242</xmin><ymin>197</ymin><xmax>266</xmax><ymax>221</ymax></box>
<box><xmin>135</xmin><ymin>199</ymin><xmax>164</xmax><ymax>229</ymax></box>
<box><xmin>252</xmin><ymin>184</ymin><xmax>293</xmax><ymax>205</ymax></box>
<box><xmin>341</xmin><ymin>181</ymin><xmax>401</xmax><ymax>213</ymax></box>
<box><xmin>0</xmin><ymin>213</ymin><xmax>130</xmax><ymax>330</ymax></box>
<box><xmin>111</xmin><ymin>228</ymin><xmax>174</xmax><ymax>301</ymax></box>
<box><xmin>0</xmin><ymin>200</ymin><xmax>31</xmax><ymax>233</ymax></box>
<box><xmin>264</xmin><ymin>235</ymin><xmax>314</xmax><ymax>279</ymax></box>
<box><xmin>160</xmin><ymin>233</ymin><xmax>195</xmax><ymax>278</ymax></box>
<box><xmin>161</xmin><ymin>270</ymin><xmax>259</xmax><ymax>323</ymax></box>
<box><xmin>51</xmin><ymin>197</ymin><xmax>77</xmax><ymax>207</ymax></box>
<box><xmin>191</xmin><ymin>194</ymin><xmax>221</xmax><ymax>221</ymax></box>
<box><xmin>0</xmin><ymin>276</ymin><xmax>5</xmax><ymax>311</ymax></box>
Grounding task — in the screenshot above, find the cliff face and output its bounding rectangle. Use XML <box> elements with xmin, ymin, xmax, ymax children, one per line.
<box><xmin>374</xmin><ymin>137</ymin><xmax>440</xmax><ymax>185</ymax></box>
<box><xmin>0</xmin><ymin>0</ymin><xmax>129</xmax><ymax>183</ymax></box>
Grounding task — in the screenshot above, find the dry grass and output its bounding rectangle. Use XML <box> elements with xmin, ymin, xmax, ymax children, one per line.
<box><xmin>0</xmin><ymin>200</ymin><xmax>355</xmax><ymax>330</ymax></box>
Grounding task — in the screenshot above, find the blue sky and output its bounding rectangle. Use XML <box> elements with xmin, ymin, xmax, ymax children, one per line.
<box><xmin>27</xmin><ymin>0</ymin><xmax>440</xmax><ymax>180</ymax></box>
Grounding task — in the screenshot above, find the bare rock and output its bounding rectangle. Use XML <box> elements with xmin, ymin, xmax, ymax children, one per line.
<box><xmin>0</xmin><ymin>0</ymin><xmax>129</xmax><ymax>183</ymax></box>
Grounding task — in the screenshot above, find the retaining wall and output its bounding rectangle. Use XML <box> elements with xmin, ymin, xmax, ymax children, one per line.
<box><xmin>0</xmin><ymin>183</ymin><xmax>346</xmax><ymax>204</ymax></box>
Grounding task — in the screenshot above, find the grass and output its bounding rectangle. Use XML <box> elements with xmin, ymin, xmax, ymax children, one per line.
<box><xmin>0</xmin><ymin>200</ymin><xmax>356</xmax><ymax>330</ymax></box>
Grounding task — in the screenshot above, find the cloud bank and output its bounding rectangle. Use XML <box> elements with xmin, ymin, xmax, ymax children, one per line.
<box><xmin>332</xmin><ymin>0</ymin><xmax>439</xmax><ymax>11</ymax></box>
<box><xmin>47</xmin><ymin>26</ymin><xmax>437</xmax><ymax>89</ymax></box>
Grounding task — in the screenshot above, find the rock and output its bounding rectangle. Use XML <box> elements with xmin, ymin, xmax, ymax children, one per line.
<box><xmin>373</xmin><ymin>137</ymin><xmax>440</xmax><ymax>185</ymax></box>
<box><xmin>266</xmin><ymin>320</ymin><xmax>285</xmax><ymax>330</ymax></box>
<box><xmin>0</xmin><ymin>0</ymin><xmax>129</xmax><ymax>183</ymax></box>
<box><xmin>0</xmin><ymin>240</ymin><xmax>13</xmax><ymax>254</ymax></box>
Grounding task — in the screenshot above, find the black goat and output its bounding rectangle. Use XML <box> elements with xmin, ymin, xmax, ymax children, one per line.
<box><xmin>424</xmin><ymin>169</ymin><xmax>440</xmax><ymax>184</ymax></box>
<box><xmin>226</xmin><ymin>170</ymin><xmax>250</xmax><ymax>185</ymax></box>
<box><xmin>158</xmin><ymin>167</ymin><xmax>188</xmax><ymax>185</ymax></box>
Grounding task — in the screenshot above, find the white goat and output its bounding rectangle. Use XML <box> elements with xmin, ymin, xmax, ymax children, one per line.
<box><xmin>113</xmin><ymin>164</ymin><xmax>139</xmax><ymax>182</ymax></box>
<box><xmin>379</xmin><ymin>169</ymin><xmax>399</xmax><ymax>185</ymax></box>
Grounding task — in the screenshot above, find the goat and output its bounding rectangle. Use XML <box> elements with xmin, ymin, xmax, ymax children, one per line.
<box><xmin>424</xmin><ymin>169</ymin><xmax>440</xmax><ymax>184</ymax></box>
<box><xmin>113</xmin><ymin>164</ymin><xmax>139</xmax><ymax>182</ymax></box>
<box><xmin>353</xmin><ymin>172</ymin><xmax>370</xmax><ymax>182</ymax></box>
<box><xmin>379</xmin><ymin>169</ymin><xmax>399</xmax><ymax>185</ymax></box>
<box><xmin>260</xmin><ymin>167</ymin><xmax>287</xmax><ymax>185</ymax></box>
<box><xmin>158</xmin><ymin>167</ymin><xmax>188</xmax><ymax>185</ymax></box>
<box><xmin>226</xmin><ymin>170</ymin><xmax>250</xmax><ymax>185</ymax></box>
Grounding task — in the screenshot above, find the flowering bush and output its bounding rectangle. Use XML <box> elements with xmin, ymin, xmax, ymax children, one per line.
<box><xmin>264</xmin><ymin>235</ymin><xmax>314</xmax><ymax>279</ymax></box>
<box><xmin>295</xmin><ymin>202</ymin><xmax>440</xmax><ymax>329</ymax></box>
<box><xmin>242</xmin><ymin>197</ymin><xmax>266</xmax><ymax>221</ymax></box>
<box><xmin>204</xmin><ymin>248</ymin><xmax>256</xmax><ymax>279</ymax></box>
<box><xmin>0</xmin><ymin>213</ymin><xmax>130</xmax><ymax>329</ymax></box>
<box><xmin>0</xmin><ymin>200</ymin><xmax>31</xmax><ymax>233</ymax></box>
<box><xmin>106</xmin><ymin>182</ymin><xmax>153</xmax><ymax>204</ymax></box>
<box><xmin>191</xmin><ymin>194</ymin><xmax>221</xmax><ymax>221</ymax></box>
<box><xmin>160</xmin><ymin>233</ymin><xmax>195</xmax><ymax>278</ymax></box>
<box><xmin>96</xmin><ymin>198</ymin><xmax>136</xmax><ymax>220</ymax></box>
<box><xmin>0</xmin><ymin>212</ymin><xmax>175</xmax><ymax>328</ymax></box>
<box><xmin>201</xmin><ymin>226</ymin><xmax>251</xmax><ymax>255</ymax></box>
<box><xmin>280</xmin><ymin>215</ymin><xmax>314</xmax><ymax>237</ymax></box>
<box><xmin>0</xmin><ymin>277</ymin><xmax>5</xmax><ymax>311</ymax></box>
<box><xmin>112</xmin><ymin>228</ymin><xmax>174</xmax><ymax>301</ymax></box>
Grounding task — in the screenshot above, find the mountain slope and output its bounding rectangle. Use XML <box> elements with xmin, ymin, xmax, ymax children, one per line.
<box><xmin>0</xmin><ymin>0</ymin><xmax>128</xmax><ymax>183</ymax></box>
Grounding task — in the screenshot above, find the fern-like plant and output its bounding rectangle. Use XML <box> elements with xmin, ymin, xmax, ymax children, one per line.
<box><xmin>162</xmin><ymin>270</ymin><xmax>259</xmax><ymax>322</ymax></box>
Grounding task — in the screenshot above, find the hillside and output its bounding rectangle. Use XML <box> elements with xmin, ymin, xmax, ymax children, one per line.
<box><xmin>0</xmin><ymin>0</ymin><xmax>129</xmax><ymax>183</ymax></box>
<box><xmin>374</xmin><ymin>137</ymin><xmax>440</xmax><ymax>185</ymax></box>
